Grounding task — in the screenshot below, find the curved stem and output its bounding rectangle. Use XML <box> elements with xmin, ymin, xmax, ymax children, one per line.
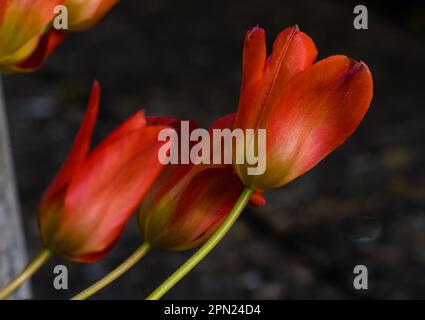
<box><xmin>0</xmin><ymin>248</ymin><xmax>51</xmax><ymax>300</ymax></box>
<box><xmin>146</xmin><ymin>187</ymin><xmax>254</xmax><ymax>300</ymax></box>
<box><xmin>72</xmin><ymin>242</ymin><xmax>151</xmax><ymax>300</ymax></box>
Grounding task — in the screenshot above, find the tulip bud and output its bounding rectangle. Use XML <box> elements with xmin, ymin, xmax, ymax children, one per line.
<box><xmin>64</xmin><ymin>0</ymin><xmax>118</xmax><ymax>31</ymax></box>
<box><xmin>234</xmin><ymin>26</ymin><xmax>373</xmax><ymax>190</ymax></box>
<box><xmin>138</xmin><ymin>115</ymin><xmax>265</xmax><ymax>250</ymax></box>
<box><xmin>0</xmin><ymin>0</ymin><xmax>64</xmax><ymax>72</ymax></box>
<box><xmin>38</xmin><ymin>82</ymin><xmax>169</xmax><ymax>262</ymax></box>
<box><xmin>138</xmin><ymin>166</ymin><xmax>244</xmax><ymax>251</ymax></box>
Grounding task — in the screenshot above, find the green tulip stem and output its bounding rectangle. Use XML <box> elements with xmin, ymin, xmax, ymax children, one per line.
<box><xmin>71</xmin><ymin>242</ymin><xmax>151</xmax><ymax>300</ymax></box>
<box><xmin>0</xmin><ymin>248</ymin><xmax>51</xmax><ymax>300</ymax></box>
<box><xmin>146</xmin><ymin>186</ymin><xmax>254</xmax><ymax>300</ymax></box>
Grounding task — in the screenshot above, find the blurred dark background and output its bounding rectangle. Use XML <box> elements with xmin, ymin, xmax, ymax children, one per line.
<box><xmin>2</xmin><ymin>0</ymin><xmax>425</xmax><ymax>299</ymax></box>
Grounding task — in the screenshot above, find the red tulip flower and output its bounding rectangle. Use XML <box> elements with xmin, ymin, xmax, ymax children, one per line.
<box><xmin>138</xmin><ymin>115</ymin><xmax>264</xmax><ymax>250</ymax></box>
<box><xmin>234</xmin><ymin>26</ymin><xmax>373</xmax><ymax>190</ymax></box>
<box><xmin>0</xmin><ymin>0</ymin><xmax>65</xmax><ymax>72</ymax></box>
<box><xmin>0</xmin><ymin>0</ymin><xmax>118</xmax><ymax>72</ymax></box>
<box><xmin>38</xmin><ymin>82</ymin><xmax>170</xmax><ymax>262</ymax></box>
<box><xmin>139</xmin><ymin>165</ymin><xmax>244</xmax><ymax>251</ymax></box>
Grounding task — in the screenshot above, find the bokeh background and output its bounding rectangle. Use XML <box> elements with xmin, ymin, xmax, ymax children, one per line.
<box><xmin>3</xmin><ymin>0</ymin><xmax>425</xmax><ymax>299</ymax></box>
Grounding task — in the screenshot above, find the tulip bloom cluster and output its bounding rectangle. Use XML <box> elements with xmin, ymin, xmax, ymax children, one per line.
<box><xmin>139</xmin><ymin>26</ymin><xmax>372</xmax><ymax>254</ymax></box>
<box><xmin>0</xmin><ymin>0</ymin><xmax>117</xmax><ymax>72</ymax></box>
<box><xmin>0</xmin><ymin>22</ymin><xmax>373</xmax><ymax>300</ymax></box>
<box><xmin>141</xmin><ymin>25</ymin><xmax>373</xmax><ymax>299</ymax></box>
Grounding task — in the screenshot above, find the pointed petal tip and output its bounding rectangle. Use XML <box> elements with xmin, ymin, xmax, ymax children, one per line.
<box><xmin>132</xmin><ymin>110</ymin><xmax>147</xmax><ymax>124</ymax></box>
<box><xmin>248</xmin><ymin>25</ymin><xmax>261</xmax><ymax>32</ymax></box>
<box><xmin>313</xmin><ymin>55</ymin><xmax>372</xmax><ymax>90</ymax></box>
<box><xmin>247</xmin><ymin>26</ymin><xmax>265</xmax><ymax>39</ymax></box>
<box><xmin>358</xmin><ymin>60</ymin><xmax>371</xmax><ymax>72</ymax></box>
<box><xmin>119</xmin><ymin>110</ymin><xmax>148</xmax><ymax>131</ymax></box>
<box><xmin>91</xmin><ymin>80</ymin><xmax>101</xmax><ymax>95</ymax></box>
<box><xmin>40</xmin><ymin>81</ymin><xmax>101</xmax><ymax>206</ymax></box>
<box><xmin>135</xmin><ymin>109</ymin><xmax>146</xmax><ymax>117</ymax></box>
<box><xmin>87</xmin><ymin>82</ymin><xmax>101</xmax><ymax>114</ymax></box>
<box><xmin>322</xmin><ymin>55</ymin><xmax>369</xmax><ymax>72</ymax></box>
<box><xmin>346</xmin><ymin>57</ymin><xmax>373</xmax><ymax>81</ymax></box>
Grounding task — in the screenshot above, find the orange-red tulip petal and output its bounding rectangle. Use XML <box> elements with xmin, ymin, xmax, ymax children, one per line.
<box><xmin>235</xmin><ymin>26</ymin><xmax>317</xmax><ymax>133</ymax></box>
<box><xmin>139</xmin><ymin>167</ymin><xmax>244</xmax><ymax>251</ymax></box>
<box><xmin>260</xmin><ymin>55</ymin><xmax>373</xmax><ymax>188</ymax></box>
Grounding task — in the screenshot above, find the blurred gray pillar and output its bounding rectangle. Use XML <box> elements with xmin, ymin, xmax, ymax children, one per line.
<box><xmin>0</xmin><ymin>77</ymin><xmax>31</xmax><ymax>299</ymax></box>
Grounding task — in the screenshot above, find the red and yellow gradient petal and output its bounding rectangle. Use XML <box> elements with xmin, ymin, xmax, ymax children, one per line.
<box><xmin>0</xmin><ymin>0</ymin><xmax>63</xmax><ymax>66</ymax></box>
<box><xmin>149</xmin><ymin>167</ymin><xmax>244</xmax><ymax>251</ymax></box>
<box><xmin>12</xmin><ymin>29</ymin><xmax>65</xmax><ymax>72</ymax></box>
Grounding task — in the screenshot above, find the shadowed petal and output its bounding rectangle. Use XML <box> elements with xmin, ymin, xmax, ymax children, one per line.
<box><xmin>14</xmin><ymin>29</ymin><xmax>65</xmax><ymax>71</ymax></box>
<box><xmin>153</xmin><ymin>167</ymin><xmax>244</xmax><ymax>251</ymax></box>
<box><xmin>0</xmin><ymin>0</ymin><xmax>63</xmax><ymax>64</ymax></box>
